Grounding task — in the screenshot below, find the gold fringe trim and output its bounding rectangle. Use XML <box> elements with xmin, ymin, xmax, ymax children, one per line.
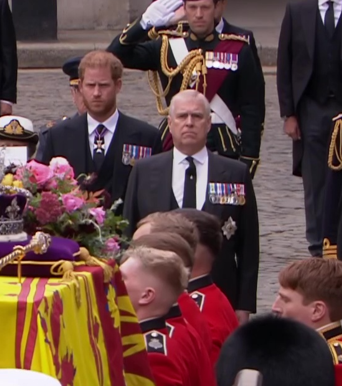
<box><xmin>328</xmin><ymin>118</ymin><xmax>342</xmax><ymax>170</ymax></box>
<box><xmin>218</xmin><ymin>33</ymin><xmax>250</xmax><ymax>44</ymax></box>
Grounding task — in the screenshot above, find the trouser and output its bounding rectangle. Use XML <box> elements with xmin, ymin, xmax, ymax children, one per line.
<box><xmin>298</xmin><ymin>96</ymin><xmax>342</xmax><ymax>256</ymax></box>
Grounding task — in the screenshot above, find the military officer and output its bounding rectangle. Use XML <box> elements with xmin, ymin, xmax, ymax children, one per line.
<box><xmin>107</xmin><ymin>0</ymin><xmax>263</xmax><ymax>178</ymax></box>
<box><xmin>35</xmin><ymin>57</ymin><xmax>86</xmax><ymax>161</ymax></box>
<box><xmin>323</xmin><ymin>114</ymin><xmax>342</xmax><ymax>259</ymax></box>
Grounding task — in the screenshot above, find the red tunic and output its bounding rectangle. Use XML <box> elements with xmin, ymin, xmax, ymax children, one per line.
<box><xmin>188</xmin><ymin>275</ymin><xmax>239</xmax><ymax>364</ymax></box>
<box><xmin>166</xmin><ymin>304</ymin><xmax>217</xmax><ymax>386</ymax></box>
<box><xmin>140</xmin><ymin>317</ymin><xmax>187</xmax><ymax>386</ymax></box>
<box><xmin>178</xmin><ymin>291</ymin><xmax>212</xmax><ymax>356</ymax></box>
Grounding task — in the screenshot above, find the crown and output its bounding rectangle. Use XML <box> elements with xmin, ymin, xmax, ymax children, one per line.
<box><xmin>0</xmin><ymin>185</ymin><xmax>32</xmax><ymax>242</ymax></box>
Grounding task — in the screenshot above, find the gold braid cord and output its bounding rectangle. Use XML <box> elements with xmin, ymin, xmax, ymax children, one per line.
<box><xmin>328</xmin><ymin>117</ymin><xmax>342</xmax><ymax>170</ymax></box>
<box><xmin>323</xmin><ymin>238</ymin><xmax>338</xmax><ymax>259</ymax></box>
<box><xmin>148</xmin><ymin>35</ymin><xmax>206</xmax><ymax>116</ymax></box>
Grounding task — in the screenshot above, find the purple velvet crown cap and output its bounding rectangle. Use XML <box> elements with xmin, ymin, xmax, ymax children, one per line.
<box><xmin>0</xmin><ymin>236</ymin><xmax>80</xmax><ymax>278</ymax></box>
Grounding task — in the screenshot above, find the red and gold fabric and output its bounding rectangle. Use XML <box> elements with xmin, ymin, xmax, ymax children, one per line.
<box><xmin>0</xmin><ymin>263</ymin><xmax>155</xmax><ymax>386</ymax></box>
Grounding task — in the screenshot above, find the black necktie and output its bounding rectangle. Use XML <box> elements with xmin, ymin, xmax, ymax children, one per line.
<box><xmin>93</xmin><ymin>124</ymin><xmax>107</xmax><ymax>172</ymax></box>
<box><xmin>182</xmin><ymin>156</ymin><xmax>197</xmax><ymax>208</ymax></box>
<box><xmin>325</xmin><ymin>1</ymin><xmax>335</xmax><ymax>38</ymax></box>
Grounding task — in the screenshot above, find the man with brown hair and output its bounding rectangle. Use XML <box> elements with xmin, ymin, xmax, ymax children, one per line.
<box><xmin>174</xmin><ymin>208</ymin><xmax>238</xmax><ymax>362</ymax></box>
<box><xmin>120</xmin><ymin>246</ymin><xmax>216</xmax><ymax>386</ymax></box>
<box><xmin>131</xmin><ymin>213</ymin><xmax>213</xmax><ymax>355</ymax></box>
<box><xmin>272</xmin><ymin>258</ymin><xmax>342</xmax><ymax>366</ymax></box>
<box><xmin>41</xmin><ymin>50</ymin><xmax>162</xmax><ymax>210</ymax></box>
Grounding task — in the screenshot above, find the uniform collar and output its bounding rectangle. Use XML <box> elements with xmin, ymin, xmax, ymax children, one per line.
<box><xmin>140</xmin><ymin>316</ymin><xmax>166</xmax><ymax>333</ymax></box>
<box><xmin>188</xmin><ymin>274</ymin><xmax>213</xmax><ymax>292</ymax></box>
<box><xmin>189</xmin><ymin>30</ymin><xmax>216</xmax><ymax>42</ymax></box>
<box><xmin>165</xmin><ymin>303</ymin><xmax>182</xmax><ymax>319</ymax></box>
<box><xmin>173</xmin><ymin>146</ymin><xmax>208</xmax><ymax>166</ymax></box>
<box><xmin>87</xmin><ymin>109</ymin><xmax>119</xmax><ymax>136</ymax></box>
<box><xmin>317</xmin><ymin>321</ymin><xmax>342</xmax><ymax>341</ymax></box>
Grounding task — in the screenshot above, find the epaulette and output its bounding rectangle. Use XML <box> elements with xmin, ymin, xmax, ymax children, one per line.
<box><xmin>218</xmin><ymin>33</ymin><xmax>250</xmax><ymax>44</ymax></box>
<box><xmin>144</xmin><ymin>330</ymin><xmax>167</xmax><ymax>355</ymax></box>
<box><xmin>323</xmin><ymin>238</ymin><xmax>338</xmax><ymax>259</ymax></box>
<box><xmin>328</xmin><ymin>340</ymin><xmax>342</xmax><ymax>364</ymax></box>
<box><xmin>157</xmin><ymin>29</ymin><xmax>188</xmax><ymax>38</ymax></box>
<box><xmin>190</xmin><ymin>291</ymin><xmax>205</xmax><ymax>311</ymax></box>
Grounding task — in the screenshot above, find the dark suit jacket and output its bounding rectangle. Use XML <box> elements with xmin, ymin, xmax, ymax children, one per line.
<box><xmin>277</xmin><ymin>0</ymin><xmax>330</xmax><ymax>176</ymax></box>
<box><xmin>221</xmin><ymin>19</ymin><xmax>265</xmax><ymax>124</ymax></box>
<box><xmin>0</xmin><ymin>0</ymin><xmax>17</xmax><ymax>103</ymax></box>
<box><xmin>41</xmin><ymin>111</ymin><xmax>163</xmax><ymax>207</ymax></box>
<box><xmin>123</xmin><ymin>150</ymin><xmax>260</xmax><ymax>312</ymax></box>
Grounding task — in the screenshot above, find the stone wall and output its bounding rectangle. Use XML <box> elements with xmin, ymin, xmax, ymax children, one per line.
<box><xmin>56</xmin><ymin>0</ymin><xmax>301</xmax><ymax>30</ymax></box>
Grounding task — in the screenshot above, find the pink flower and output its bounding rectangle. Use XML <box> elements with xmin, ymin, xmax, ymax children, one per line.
<box><xmin>89</xmin><ymin>207</ymin><xmax>105</xmax><ymax>225</ymax></box>
<box><xmin>34</xmin><ymin>192</ymin><xmax>63</xmax><ymax>224</ymax></box>
<box><xmin>104</xmin><ymin>237</ymin><xmax>120</xmax><ymax>254</ymax></box>
<box><xmin>49</xmin><ymin>157</ymin><xmax>75</xmax><ymax>180</ymax></box>
<box><xmin>23</xmin><ymin>160</ymin><xmax>53</xmax><ymax>187</ymax></box>
<box><xmin>62</xmin><ymin>193</ymin><xmax>85</xmax><ymax>213</ymax></box>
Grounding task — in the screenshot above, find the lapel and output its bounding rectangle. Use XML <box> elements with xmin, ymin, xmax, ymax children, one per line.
<box><xmin>203</xmin><ymin>151</ymin><xmax>228</xmax><ymax>217</ymax></box>
<box><xmin>66</xmin><ymin>113</ymin><xmax>93</xmax><ymax>177</ymax></box>
<box><xmin>301</xmin><ymin>0</ymin><xmax>318</xmax><ymax>61</ymax></box>
<box><xmin>149</xmin><ymin>151</ymin><xmax>173</xmax><ymax>212</ymax></box>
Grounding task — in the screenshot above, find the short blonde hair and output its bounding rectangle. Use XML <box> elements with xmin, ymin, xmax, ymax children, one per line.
<box><xmin>79</xmin><ymin>50</ymin><xmax>123</xmax><ymax>81</ymax></box>
<box><xmin>137</xmin><ymin>212</ymin><xmax>199</xmax><ymax>253</ymax></box>
<box><xmin>121</xmin><ymin>247</ymin><xmax>188</xmax><ymax>295</ymax></box>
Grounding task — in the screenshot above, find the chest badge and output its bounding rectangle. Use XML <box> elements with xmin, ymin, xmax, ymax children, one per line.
<box><xmin>222</xmin><ymin>217</ymin><xmax>237</xmax><ymax>240</ymax></box>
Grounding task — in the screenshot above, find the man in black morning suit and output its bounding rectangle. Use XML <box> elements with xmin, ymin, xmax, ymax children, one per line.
<box><xmin>0</xmin><ymin>0</ymin><xmax>17</xmax><ymax>115</ymax></box>
<box><xmin>123</xmin><ymin>90</ymin><xmax>259</xmax><ymax>324</ymax></box>
<box><xmin>277</xmin><ymin>0</ymin><xmax>342</xmax><ymax>257</ymax></box>
<box><xmin>41</xmin><ymin>51</ymin><xmax>162</xmax><ymax>211</ymax></box>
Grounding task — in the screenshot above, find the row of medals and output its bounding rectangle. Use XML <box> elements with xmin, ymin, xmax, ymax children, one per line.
<box><xmin>205</xmin><ymin>52</ymin><xmax>239</xmax><ymax>71</ymax></box>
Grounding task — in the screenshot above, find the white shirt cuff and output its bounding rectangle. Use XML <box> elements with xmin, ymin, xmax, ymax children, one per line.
<box><xmin>0</xmin><ymin>100</ymin><xmax>13</xmax><ymax>106</ymax></box>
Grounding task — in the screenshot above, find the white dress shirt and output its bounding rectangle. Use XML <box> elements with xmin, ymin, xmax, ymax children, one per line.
<box><xmin>87</xmin><ymin>109</ymin><xmax>119</xmax><ymax>156</ymax></box>
<box><xmin>319</xmin><ymin>0</ymin><xmax>342</xmax><ymax>26</ymax></box>
<box><xmin>172</xmin><ymin>147</ymin><xmax>208</xmax><ymax>210</ymax></box>
<box><xmin>216</xmin><ymin>18</ymin><xmax>224</xmax><ymax>34</ymax></box>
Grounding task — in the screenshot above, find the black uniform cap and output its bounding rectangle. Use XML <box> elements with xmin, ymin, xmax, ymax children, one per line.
<box><xmin>62</xmin><ymin>56</ymin><xmax>82</xmax><ymax>86</ymax></box>
<box><xmin>216</xmin><ymin>314</ymin><xmax>335</xmax><ymax>386</ymax></box>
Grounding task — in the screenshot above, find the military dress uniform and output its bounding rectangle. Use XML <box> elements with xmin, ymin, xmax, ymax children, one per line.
<box><xmin>188</xmin><ymin>274</ymin><xmax>239</xmax><ymax>364</ymax></box>
<box><xmin>318</xmin><ymin>321</ymin><xmax>342</xmax><ymax>386</ymax></box>
<box><xmin>178</xmin><ymin>291</ymin><xmax>212</xmax><ymax>358</ymax></box>
<box><xmin>322</xmin><ymin>114</ymin><xmax>342</xmax><ymax>259</ymax></box>
<box><xmin>165</xmin><ymin>304</ymin><xmax>217</xmax><ymax>386</ymax></box>
<box><xmin>140</xmin><ymin>317</ymin><xmax>183</xmax><ymax>386</ymax></box>
<box><xmin>107</xmin><ymin>17</ymin><xmax>263</xmax><ymax>177</ymax></box>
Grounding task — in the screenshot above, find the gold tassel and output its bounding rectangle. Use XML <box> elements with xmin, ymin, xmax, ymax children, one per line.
<box><xmin>79</xmin><ymin>247</ymin><xmax>113</xmax><ymax>283</ymax></box>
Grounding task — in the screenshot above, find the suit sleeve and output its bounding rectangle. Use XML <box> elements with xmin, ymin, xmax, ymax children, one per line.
<box><xmin>249</xmin><ymin>33</ymin><xmax>265</xmax><ymax>124</ymax></box>
<box><xmin>277</xmin><ymin>4</ymin><xmax>295</xmax><ymax>117</ymax></box>
<box><xmin>107</xmin><ymin>18</ymin><xmax>160</xmax><ymax>71</ymax></box>
<box><xmin>0</xmin><ymin>0</ymin><xmax>17</xmax><ymax>103</ymax></box>
<box><xmin>34</xmin><ymin>130</ymin><xmax>48</xmax><ymax>162</ymax></box>
<box><xmin>235</xmin><ymin>166</ymin><xmax>259</xmax><ymax>312</ymax></box>
<box><xmin>41</xmin><ymin>129</ymin><xmax>55</xmax><ymax>165</ymax></box>
<box><xmin>237</xmin><ymin>45</ymin><xmax>262</xmax><ymax>159</ymax></box>
<box><xmin>123</xmin><ymin>161</ymin><xmax>141</xmax><ymax>237</ymax></box>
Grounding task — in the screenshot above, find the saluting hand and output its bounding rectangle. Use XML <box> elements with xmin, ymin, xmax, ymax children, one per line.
<box><xmin>283</xmin><ymin>116</ymin><xmax>301</xmax><ymax>141</ymax></box>
<box><xmin>141</xmin><ymin>0</ymin><xmax>184</xmax><ymax>29</ymax></box>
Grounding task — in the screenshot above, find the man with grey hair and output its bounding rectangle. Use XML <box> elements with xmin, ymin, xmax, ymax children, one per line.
<box><xmin>123</xmin><ymin>89</ymin><xmax>259</xmax><ymax>323</ymax></box>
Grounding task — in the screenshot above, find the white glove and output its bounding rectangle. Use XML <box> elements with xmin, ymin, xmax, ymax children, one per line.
<box><xmin>140</xmin><ymin>0</ymin><xmax>183</xmax><ymax>29</ymax></box>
